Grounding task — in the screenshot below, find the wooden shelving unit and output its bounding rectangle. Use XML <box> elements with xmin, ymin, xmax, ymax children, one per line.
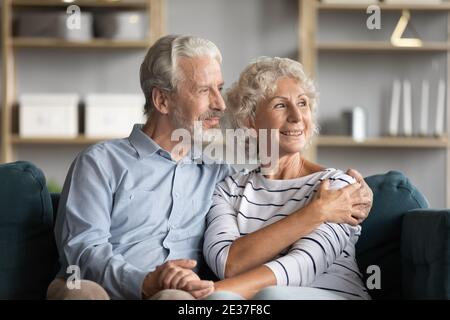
<box><xmin>317</xmin><ymin>3</ymin><xmax>450</xmax><ymax>11</ymax></box>
<box><xmin>317</xmin><ymin>42</ymin><xmax>450</xmax><ymax>52</ymax></box>
<box><xmin>317</xmin><ymin>135</ymin><xmax>449</xmax><ymax>149</ymax></box>
<box><xmin>12</xmin><ymin>0</ymin><xmax>148</xmax><ymax>8</ymax></box>
<box><xmin>10</xmin><ymin>135</ymin><xmax>107</xmax><ymax>145</ymax></box>
<box><xmin>12</xmin><ymin>38</ymin><xmax>151</xmax><ymax>48</ymax></box>
<box><xmin>0</xmin><ymin>0</ymin><xmax>165</xmax><ymax>162</ymax></box>
<box><xmin>298</xmin><ymin>0</ymin><xmax>450</xmax><ymax>206</ymax></box>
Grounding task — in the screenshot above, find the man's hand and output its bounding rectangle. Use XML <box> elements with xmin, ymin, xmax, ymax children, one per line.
<box><xmin>142</xmin><ymin>259</ymin><xmax>214</xmax><ymax>299</ymax></box>
<box><xmin>346</xmin><ymin>168</ymin><xmax>373</xmax><ymax>224</ymax></box>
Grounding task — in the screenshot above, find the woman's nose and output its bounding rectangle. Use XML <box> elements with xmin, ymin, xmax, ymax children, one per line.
<box><xmin>287</xmin><ymin>104</ymin><xmax>302</xmax><ymax>123</ymax></box>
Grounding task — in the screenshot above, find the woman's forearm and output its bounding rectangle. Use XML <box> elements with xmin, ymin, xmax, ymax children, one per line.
<box><xmin>225</xmin><ymin>202</ymin><xmax>324</xmax><ymax>278</ymax></box>
<box><xmin>215</xmin><ymin>265</ymin><xmax>277</xmax><ymax>299</ymax></box>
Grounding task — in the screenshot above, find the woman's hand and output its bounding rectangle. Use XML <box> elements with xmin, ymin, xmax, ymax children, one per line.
<box><xmin>311</xmin><ymin>177</ymin><xmax>371</xmax><ymax>226</ymax></box>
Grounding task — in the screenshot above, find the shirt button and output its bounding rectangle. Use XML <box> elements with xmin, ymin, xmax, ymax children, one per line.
<box><xmin>174</xmin><ymin>193</ymin><xmax>179</xmax><ymax>198</ymax></box>
<box><xmin>129</xmin><ymin>194</ymin><xmax>134</xmax><ymax>200</ymax></box>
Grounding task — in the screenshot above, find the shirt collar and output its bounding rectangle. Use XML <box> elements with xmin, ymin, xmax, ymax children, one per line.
<box><xmin>128</xmin><ymin>124</ymin><xmax>204</xmax><ymax>162</ymax></box>
<box><xmin>128</xmin><ymin>124</ymin><xmax>161</xmax><ymax>159</ymax></box>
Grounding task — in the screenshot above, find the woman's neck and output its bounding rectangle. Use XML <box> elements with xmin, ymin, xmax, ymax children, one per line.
<box><xmin>263</xmin><ymin>153</ymin><xmax>305</xmax><ymax>180</ymax></box>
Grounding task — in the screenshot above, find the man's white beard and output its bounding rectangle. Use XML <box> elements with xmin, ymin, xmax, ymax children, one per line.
<box><xmin>171</xmin><ymin>105</ymin><xmax>223</xmax><ymax>145</ymax></box>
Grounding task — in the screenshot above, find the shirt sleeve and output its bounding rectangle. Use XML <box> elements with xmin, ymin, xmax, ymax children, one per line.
<box><xmin>203</xmin><ymin>179</ymin><xmax>241</xmax><ymax>279</ymax></box>
<box><xmin>54</xmin><ymin>149</ymin><xmax>148</xmax><ymax>299</ymax></box>
<box><xmin>264</xmin><ymin>173</ymin><xmax>361</xmax><ymax>286</ymax></box>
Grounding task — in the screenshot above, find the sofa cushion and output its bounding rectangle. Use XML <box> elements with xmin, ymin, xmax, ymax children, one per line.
<box><xmin>0</xmin><ymin>161</ymin><xmax>58</xmax><ymax>299</ymax></box>
<box><xmin>401</xmin><ymin>209</ymin><xmax>450</xmax><ymax>299</ymax></box>
<box><xmin>357</xmin><ymin>170</ymin><xmax>429</xmax><ymax>299</ymax></box>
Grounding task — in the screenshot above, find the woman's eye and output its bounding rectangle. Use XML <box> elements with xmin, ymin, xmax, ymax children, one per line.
<box><xmin>298</xmin><ymin>100</ymin><xmax>307</xmax><ymax>107</ymax></box>
<box><xmin>274</xmin><ymin>103</ymin><xmax>285</xmax><ymax>109</ymax></box>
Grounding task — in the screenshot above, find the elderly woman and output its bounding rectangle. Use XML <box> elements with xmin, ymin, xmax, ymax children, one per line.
<box><xmin>203</xmin><ymin>57</ymin><xmax>371</xmax><ymax>300</ymax></box>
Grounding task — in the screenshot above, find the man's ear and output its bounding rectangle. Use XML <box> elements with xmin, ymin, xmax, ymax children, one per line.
<box><xmin>151</xmin><ymin>87</ymin><xmax>170</xmax><ymax>115</ymax></box>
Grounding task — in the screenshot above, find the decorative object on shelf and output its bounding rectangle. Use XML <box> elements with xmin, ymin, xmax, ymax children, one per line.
<box><xmin>85</xmin><ymin>94</ymin><xmax>146</xmax><ymax>138</ymax></box>
<box><xmin>19</xmin><ymin>94</ymin><xmax>79</xmax><ymax>138</ymax></box>
<box><xmin>419</xmin><ymin>80</ymin><xmax>429</xmax><ymax>136</ymax></box>
<box><xmin>435</xmin><ymin>79</ymin><xmax>446</xmax><ymax>137</ymax></box>
<box><xmin>384</xmin><ymin>0</ymin><xmax>442</xmax><ymax>4</ymax></box>
<box><xmin>389</xmin><ymin>79</ymin><xmax>401</xmax><ymax>136</ymax></box>
<box><xmin>94</xmin><ymin>11</ymin><xmax>148</xmax><ymax>40</ymax></box>
<box><xmin>16</xmin><ymin>11</ymin><xmax>93</xmax><ymax>41</ymax></box>
<box><xmin>390</xmin><ymin>10</ymin><xmax>423</xmax><ymax>48</ymax></box>
<box><xmin>342</xmin><ymin>106</ymin><xmax>367</xmax><ymax>142</ymax></box>
<box><xmin>403</xmin><ymin>80</ymin><xmax>413</xmax><ymax>137</ymax></box>
<box><xmin>321</xmin><ymin>0</ymin><xmax>378</xmax><ymax>3</ymax></box>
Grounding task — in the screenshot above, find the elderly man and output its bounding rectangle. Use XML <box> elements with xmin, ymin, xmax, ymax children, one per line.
<box><xmin>47</xmin><ymin>35</ymin><xmax>372</xmax><ymax>300</ymax></box>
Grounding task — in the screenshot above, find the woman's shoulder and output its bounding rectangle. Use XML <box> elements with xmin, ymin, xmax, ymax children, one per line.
<box><xmin>302</xmin><ymin>160</ymin><xmax>354</xmax><ymax>184</ymax></box>
<box><xmin>318</xmin><ymin>168</ymin><xmax>357</xmax><ymax>189</ymax></box>
<box><xmin>216</xmin><ymin>167</ymin><xmax>257</xmax><ymax>194</ymax></box>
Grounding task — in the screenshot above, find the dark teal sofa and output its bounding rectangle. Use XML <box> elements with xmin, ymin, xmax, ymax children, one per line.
<box><xmin>0</xmin><ymin>161</ymin><xmax>449</xmax><ymax>299</ymax></box>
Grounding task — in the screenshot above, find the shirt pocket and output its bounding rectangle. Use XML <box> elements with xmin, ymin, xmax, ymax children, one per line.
<box><xmin>180</xmin><ymin>199</ymin><xmax>211</xmax><ymax>238</ymax></box>
<box><xmin>111</xmin><ymin>189</ymin><xmax>161</xmax><ymax>232</ymax></box>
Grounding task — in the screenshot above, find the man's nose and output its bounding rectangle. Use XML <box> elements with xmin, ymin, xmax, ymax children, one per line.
<box><xmin>211</xmin><ymin>89</ymin><xmax>226</xmax><ymax>112</ymax></box>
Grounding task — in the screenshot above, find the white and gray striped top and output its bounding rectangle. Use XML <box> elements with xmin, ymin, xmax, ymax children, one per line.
<box><xmin>203</xmin><ymin>168</ymin><xmax>371</xmax><ymax>300</ymax></box>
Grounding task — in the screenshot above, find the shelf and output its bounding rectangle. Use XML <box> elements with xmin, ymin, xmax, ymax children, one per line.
<box><xmin>317</xmin><ymin>135</ymin><xmax>449</xmax><ymax>148</ymax></box>
<box><xmin>317</xmin><ymin>42</ymin><xmax>450</xmax><ymax>52</ymax></box>
<box><xmin>11</xmin><ymin>135</ymin><xmax>108</xmax><ymax>145</ymax></box>
<box><xmin>12</xmin><ymin>0</ymin><xmax>148</xmax><ymax>8</ymax></box>
<box><xmin>318</xmin><ymin>2</ymin><xmax>450</xmax><ymax>11</ymax></box>
<box><xmin>12</xmin><ymin>38</ymin><xmax>151</xmax><ymax>48</ymax></box>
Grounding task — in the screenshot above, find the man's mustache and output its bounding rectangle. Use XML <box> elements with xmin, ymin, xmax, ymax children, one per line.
<box><xmin>198</xmin><ymin>110</ymin><xmax>224</xmax><ymax>121</ymax></box>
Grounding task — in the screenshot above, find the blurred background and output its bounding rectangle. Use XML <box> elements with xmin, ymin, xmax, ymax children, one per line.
<box><xmin>0</xmin><ymin>0</ymin><xmax>448</xmax><ymax>207</ymax></box>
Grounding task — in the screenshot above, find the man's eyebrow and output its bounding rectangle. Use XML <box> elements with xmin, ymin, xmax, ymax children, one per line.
<box><xmin>195</xmin><ymin>82</ymin><xmax>225</xmax><ymax>88</ymax></box>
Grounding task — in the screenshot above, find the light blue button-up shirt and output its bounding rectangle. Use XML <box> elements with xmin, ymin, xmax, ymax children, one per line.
<box><xmin>54</xmin><ymin>124</ymin><xmax>234</xmax><ymax>299</ymax></box>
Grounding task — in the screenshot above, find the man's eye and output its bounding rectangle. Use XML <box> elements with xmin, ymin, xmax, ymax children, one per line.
<box><xmin>218</xmin><ymin>87</ymin><xmax>224</xmax><ymax>92</ymax></box>
<box><xmin>200</xmin><ymin>88</ymin><xmax>208</xmax><ymax>93</ymax></box>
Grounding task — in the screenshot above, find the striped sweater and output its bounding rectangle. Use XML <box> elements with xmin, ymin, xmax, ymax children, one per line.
<box><xmin>203</xmin><ymin>168</ymin><xmax>371</xmax><ymax>300</ymax></box>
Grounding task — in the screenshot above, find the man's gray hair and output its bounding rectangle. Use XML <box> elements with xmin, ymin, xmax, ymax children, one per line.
<box><xmin>226</xmin><ymin>56</ymin><xmax>318</xmax><ymax>136</ymax></box>
<box><xmin>140</xmin><ymin>34</ymin><xmax>223</xmax><ymax>116</ymax></box>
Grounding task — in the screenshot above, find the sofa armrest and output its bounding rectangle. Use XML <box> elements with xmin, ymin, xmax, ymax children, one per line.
<box><xmin>401</xmin><ymin>209</ymin><xmax>450</xmax><ymax>299</ymax></box>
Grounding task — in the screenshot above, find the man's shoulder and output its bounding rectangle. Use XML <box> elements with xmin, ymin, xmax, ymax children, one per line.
<box><xmin>79</xmin><ymin>138</ymin><xmax>131</xmax><ymax>160</ymax></box>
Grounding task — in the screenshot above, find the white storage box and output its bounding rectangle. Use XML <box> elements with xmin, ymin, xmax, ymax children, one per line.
<box><xmin>85</xmin><ymin>94</ymin><xmax>146</xmax><ymax>138</ymax></box>
<box><xmin>16</xmin><ymin>11</ymin><xmax>93</xmax><ymax>41</ymax></box>
<box><xmin>94</xmin><ymin>11</ymin><xmax>148</xmax><ymax>40</ymax></box>
<box><xmin>19</xmin><ymin>94</ymin><xmax>79</xmax><ymax>138</ymax></box>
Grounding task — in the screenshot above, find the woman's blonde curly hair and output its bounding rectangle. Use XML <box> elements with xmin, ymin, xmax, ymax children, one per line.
<box><xmin>226</xmin><ymin>56</ymin><xmax>319</xmax><ymax>136</ymax></box>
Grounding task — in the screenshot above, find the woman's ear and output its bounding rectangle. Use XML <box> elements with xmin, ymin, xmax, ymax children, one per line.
<box><xmin>151</xmin><ymin>87</ymin><xmax>170</xmax><ymax>115</ymax></box>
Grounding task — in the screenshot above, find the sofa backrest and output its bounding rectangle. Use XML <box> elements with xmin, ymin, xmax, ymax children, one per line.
<box><xmin>357</xmin><ymin>170</ymin><xmax>429</xmax><ymax>300</ymax></box>
<box><xmin>0</xmin><ymin>161</ymin><xmax>59</xmax><ymax>299</ymax></box>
